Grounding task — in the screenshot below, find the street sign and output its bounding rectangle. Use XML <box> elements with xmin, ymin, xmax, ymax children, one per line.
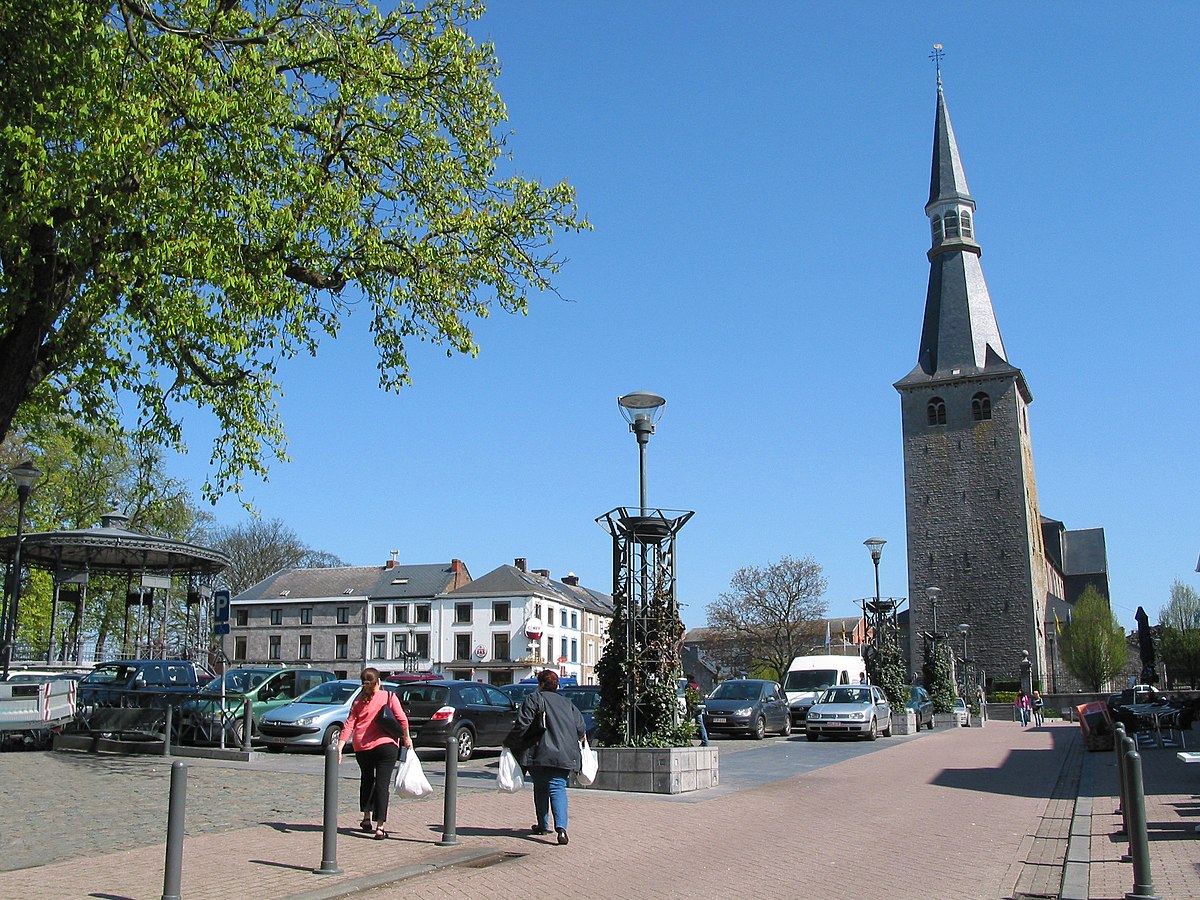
<box><xmin>214</xmin><ymin>623</ymin><xmax>231</xmax><ymax>636</ymax></box>
<box><xmin>213</xmin><ymin>589</ymin><xmax>231</xmax><ymax>623</ymax></box>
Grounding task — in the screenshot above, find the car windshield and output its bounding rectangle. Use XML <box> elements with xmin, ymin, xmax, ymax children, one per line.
<box><xmin>200</xmin><ymin>670</ymin><xmax>271</xmax><ymax>694</ymax></box>
<box><xmin>954</xmin><ymin>698</ymin><xmax>966</xmax><ymax>708</ymax></box>
<box><xmin>295</xmin><ymin>682</ymin><xmax>359</xmax><ymax>705</ymax></box>
<box><xmin>821</xmin><ymin>687</ymin><xmax>872</xmax><ymax>705</ymax></box>
<box><xmin>710</xmin><ymin>681</ymin><xmax>762</xmax><ymax>701</ymax></box>
<box><xmin>783</xmin><ymin>669</ymin><xmax>838</xmax><ymax>692</ymax></box>
<box><xmin>565</xmin><ymin>690</ymin><xmax>601</xmax><ymax>712</ymax></box>
<box><xmin>399</xmin><ymin>685</ymin><xmax>449</xmax><ymax>705</ymax></box>
<box><xmin>82</xmin><ymin>664</ymin><xmax>138</xmax><ymax>685</ymax></box>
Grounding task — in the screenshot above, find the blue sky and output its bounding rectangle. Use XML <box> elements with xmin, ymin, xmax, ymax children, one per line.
<box><xmin>173</xmin><ymin>3</ymin><xmax>1198</xmax><ymax>633</ymax></box>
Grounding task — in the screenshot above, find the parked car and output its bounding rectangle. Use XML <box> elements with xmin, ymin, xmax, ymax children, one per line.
<box><xmin>78</xmin><ymin>660</ymin><xmax>209</xmax><ymax>708</ymax></box>
<box><xmin>906</xmin><ymin>685</ymin><xmax>934</xmax><ymax>730</ymax></box>
<box><xmin>498</xmin><ymin>682</ymin><xmax>539</xmax><ymax>705</ymax></box>
<box><xmin>699</xmin><ymin>679</ymin><xmax>791</xmax><ymax>739</ymax></box>
<box><xmin>4</xmin><ymin>670</ymin><xmax>83</xmax><ymax>684</ymax></box>
<box><xmin>805</xmin><ymin>684</ymin><xmax>893</xmax><ymax>741</ymax></box>
<box><xmin>258</xmin><ymin>679</ymin><xmax>398</xmax><ymax>752</ymax></box>
<box><xmin>182</xmin><ymin>666</ymin><xmax>337</xmax><ymax>745</ymax></box>
<box><xmin>560</xmin><ymin>685</ymin><xmax>600</xmax><ymax>741</ymax></box>
<box><xmin>394</xmin><ymin>680</ymin><xmax>518</xmax><ymax>761</ymax></box>
<box><xmin>953</xmin><ymin>696</ymin><xmax>969</xmax><ymax>727</ymax></box>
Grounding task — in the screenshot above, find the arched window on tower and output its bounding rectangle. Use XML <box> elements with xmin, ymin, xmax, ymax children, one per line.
<box><xmin>930</xmin><ymin>215</ymin><xmax>942</xmax><ymax>244</ymax></box>
<box><xmin>943</xmin><ymin>210</ymin><xmax>960</xmax><ymax>239</ymax></box>
<box><xmin>927</xmin><ymin>397</ymin><xmax>946</xmax><ymax>426</ymax></box>
<box><xmin>972</xmin><ymin>392</ymin><xmax>992</xmax><ymax>421</ymax></box>
<box><xmin>960</xmin><ymin>209</ymin><xmax>973</xmax><ymax>238</ymax></box>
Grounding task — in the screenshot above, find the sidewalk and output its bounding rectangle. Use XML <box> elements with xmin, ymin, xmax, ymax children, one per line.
<box><xmin>0</xmin><ymin>720</ymin><xmax>1195</xmax><ymax>899</ymax></box>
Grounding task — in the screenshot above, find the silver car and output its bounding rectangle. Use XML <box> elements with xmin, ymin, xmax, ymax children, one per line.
<box><xmin>259</xmin><ymin>679</ymin><xmax>396</xmax><ymax>752</ymax></box>
<box><xmin>805</xmin><ymin>684</ymin><xmax>892</xmax><ymax>741</ymax></box>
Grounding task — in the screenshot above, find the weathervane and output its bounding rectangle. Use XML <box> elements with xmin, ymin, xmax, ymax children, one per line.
<box><xmin>929</xmin><ymin>43</ymin><xmax>944</xmax><ymax>84</ymax></box>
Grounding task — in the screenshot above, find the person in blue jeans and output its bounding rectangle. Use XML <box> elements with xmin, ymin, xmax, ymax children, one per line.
<box><xmin>505</xmin><ymin>669</ymin><xmax>586</xmax><ymax>845</ymax></box>
<box><xmin>685</xmin><ymin>674</ymin><xmax>709</xmax><ymax>746</ymax></box>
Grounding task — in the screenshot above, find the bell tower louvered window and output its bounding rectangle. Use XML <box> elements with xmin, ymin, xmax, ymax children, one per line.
<box><xmin>971</xmin><ymin>392</ymin><xmax>992</xmax><ymax>421</ymax></box>
<box><xmin>927</xmin><ymin>397</ymin><xmax>946</xmax><ymax>426</ymax></box>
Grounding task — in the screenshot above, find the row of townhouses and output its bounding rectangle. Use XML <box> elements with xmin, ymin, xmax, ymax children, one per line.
<box><xmin>224</xmin><ymin>556</ymin><xmax>614</xmax><ymax>685</ymax></box>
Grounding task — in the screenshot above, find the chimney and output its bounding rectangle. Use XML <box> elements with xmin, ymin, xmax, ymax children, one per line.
<box><xmin>532</xmin><ymin>568</ymin><xmax>551</xmax><ymax>579</ymax></box>
<box><xmin>386</xmin><ymin>550</ymin><xmax>399</xmax><ymax>569</ymax></box>
<box><xmin>450</xmin><ymin>558</ymin><xmax>464</xmax><ymax>574</ymax></box>
<box><xmin>563</xmin><ymin>572</ymin><xmax>580</xmax><ymax>587</ymax></box>
<box><xmin>514</xmin><ymin>558</ymin><xmax>527</xmax><ymax>573</ymax></box>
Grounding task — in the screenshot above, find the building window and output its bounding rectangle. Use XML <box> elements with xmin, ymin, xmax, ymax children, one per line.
<box><xmin>455</xmin><ymin>603</ymin><xmax>472</xmax><ymax>624</ymax></box>
<box><xmin>372</xmin><ymin>633</ymin><xmax>386</xmax><ymax>659</ymax></box>
<box><xmin>393</xmin><ymin>633</ymin><xmax>408</xmax><ymax>657</ymax></box>
<box><xmin>492</xmin><ymin>601</ymin><xmax>510</xmax><ymax>623</ymax></box>
<box><xmin>534</xmin><ymin>603</ymin><xmax>542</xmax><ymax>618</ymax></box>
<box><xmin>454</xmin><ymin>633</ymin><xmax>471</xmax><ymax>661</ymax></box>
<box><xmin>960</xmin><ymin>209</ymin><xmax>973</xmax><ymax>238</ymax></box>
<box><xmin>416</xmin><ymin>604</ymin><xmax>431</xmax><ymax>624</ymax></box>
<box><xmin>547</xmin><ymin>605</ymin><xmax>554</xmax><ymax>624</ymax></box>
<box><xmin>570</xmin><ymin>612</ymin><xmax>577</xmax><ymax>629</ymax></box>
<box><xmin>927</xmin><ymin>397</ymin><xmax>946</xmax><ymax>426</ymax></box>
<box><xmin>972</xmin><ymin>392</ymin><xmax>992</xmax><ymax>421</ymax></box>
<box><xmin>571</xmin><ymin>638</ymin><xmax>578</xmax><ymax>663</ymax></box>
<box><xmin>336</xmin><ymin>607</ymin><xmax>349</xmax><ymax>625</ymax></box>
<box><xmin>373</xmin><ymin>606</ymin><xmax>387</xmax><ymax>624</ymax></box>
<box><xmin>560</xmin><ymin>637</ymin><xmax>568</xmax><ymax>661</ymax></box>
<box><xmin>268</xmin><ymin>635</ymin><xmax>281</xmax><ymax>660</ymax></box>
<box><xmin>560</xmin><ymin>609</ymin><xmax>567</xmax><ymax>627</ymax></box>
<box><xmin>300</xmin><ymin>608</ymin><xmax>312</xmax><ymax>625</ymax></box>
<box><xmin>335</xmin><ymin>634</ymin><xmax>349</xmax><ymax>659</ymax></box>
<box><xmin>930</xmin><ymin>214</ymin><xmax>942</xmax><ymax>243</ymax></box>
<box><xmin>414</xmin><ymin>633</ymin><xmax>430</xmax><ymax>659</ymax></box>
<box><xmin>234</xmin><ymin>636</ymin><xmax>247</xmax><ymax>660</ymax></box>
<box><xmin>587</xmin><ymin>641</ymin><xmax>595</xmax><ymax>665</ymax></box>
<box><xmin>394</xmin><ymin>604</ymin><xmax>409</xmax><ymax>624</ymax></box>
<box><xmin>298</xmin><ymin>635</ymin><xmax>312</xmax><ymax>660</ymax></box>
<box><xmin>270</xmin><ymin>608</ymin><xmax>283</xmax><ymax>626</ymax></box>
<box><xmin>235</xmin><ymin>609</ymin><xmax>248</xmax><ymax>627</ymax></box>
<box><xmin>943</xmin><ymin>210</ymin><xmax>960</xmax><ymax>239</ymax></box>
<box><xmin>493</xmin><ymin>632</ymin><xmax>510</xmax><ymax>661</ymax></box>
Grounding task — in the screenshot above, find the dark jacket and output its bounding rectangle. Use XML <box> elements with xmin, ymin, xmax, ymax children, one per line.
<box><xmin>505</xmin><ymin>689</ymin><xmax>586</xmax><ymax>772</ymax></box>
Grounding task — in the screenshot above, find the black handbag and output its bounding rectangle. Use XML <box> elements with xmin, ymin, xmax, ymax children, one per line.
<box><xmin>377</xmin><ymin>694</ymin><xmax>407</xmax><ymax>740</ymax></box>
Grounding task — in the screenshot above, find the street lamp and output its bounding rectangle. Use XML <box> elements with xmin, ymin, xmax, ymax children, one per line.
<box><xmin>2</xmin><ymin>460</ymin><xmax>44</xmax><ymax>680</ymax></box>
<box><xmin>863</xmin><ymin>538</ymin><xmax>885</xmax><ymax>645</ymax></box>
<box><xmin>618</xmin><ymin>392</ymin><xmax>666</xmax><ymax>514</ymax></box>
<box><xmin>926</xmin><ymin>585</ymin><xmax>942</xmax><ymax>636</ymax></box>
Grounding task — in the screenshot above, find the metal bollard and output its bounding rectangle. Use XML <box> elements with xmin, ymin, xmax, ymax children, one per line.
<box><xmin>1113</xmin><ymin>722</ymin><xmax>1127</xmax><ymax>826</ymax></box>
<box><xmin>313</xmin><ymin>744</ymin><xmax>343</xmax><ymax>875</ymax></box>
<box><xmin>162</xmin><ymin>705</ymin><xmax>174</xmax><ymax>757</ymax></box>
<box><xmin>437</xmin><ymin>734</ymin><xmax>460</xmax><ymax>846</ymax></box>
<box><xmin>1119</xmin><ymin>732</ymin><xmax>1136</xmax><ymax>841</ymax></box>
<box><xmin>241</xmin><ymin>704</ymin><xmax>253</xmax><ymax>752</ymax></box>
<box><xmin>161</xmin><ymin>760</ymin><xmax>187</xmax><ymax>900</ymax></box>
<box><xmin>1122</xmin><ymin>748</ymin><xmax>1160</xmax><ymax>900</ymax></box>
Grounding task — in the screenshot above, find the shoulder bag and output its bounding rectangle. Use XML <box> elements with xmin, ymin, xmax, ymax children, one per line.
<box><xmin>377</xmin><ymin>692</ymin><xmax>407</xmax><ymax>740</ymax></box>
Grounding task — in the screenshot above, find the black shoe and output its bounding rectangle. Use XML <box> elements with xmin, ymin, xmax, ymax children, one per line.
<box><xmin>531</xmin><ymin>824</ymin><xmax>550</xmax><ymax>835</ymax></box>
<box><xmin>556</xmin><ymin>828</ymin><xmax>569</xmax><ymax>845</ymax></box>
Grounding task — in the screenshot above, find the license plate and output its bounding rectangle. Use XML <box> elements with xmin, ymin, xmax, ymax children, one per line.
<box><xmin>711</xmin><ymin>717</ymin><xmax>727</xmax><ymax>724</ymax></box>
<box><xmin>267</xmin><ymin>736</ymin><xmax>286</xmax><ymax>744</ymax></box>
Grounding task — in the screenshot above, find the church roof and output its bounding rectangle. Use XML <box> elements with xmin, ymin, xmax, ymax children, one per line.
<box><xmin>927</xmin><ymin>82</ymin><xmax>974</xmax><ymax>212</ymax></box>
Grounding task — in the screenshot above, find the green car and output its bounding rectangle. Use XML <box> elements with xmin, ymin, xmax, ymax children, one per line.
<box><xmin>183</xmin><ymin>666</ymin><xmax>336</xmax><ymax>746</ymax></box>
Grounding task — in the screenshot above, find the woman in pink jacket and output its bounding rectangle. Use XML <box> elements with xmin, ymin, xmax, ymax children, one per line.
<box><xmin>337</xmin><ymin>668</ymin><xmax>412</xmax><ymax>839</ymax></box>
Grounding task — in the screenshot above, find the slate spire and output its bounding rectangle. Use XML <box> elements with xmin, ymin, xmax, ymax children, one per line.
<box><xmin>897</xmin><ymin>81</ymin><xmax>1024</xmax><ymax>395</ymax></box>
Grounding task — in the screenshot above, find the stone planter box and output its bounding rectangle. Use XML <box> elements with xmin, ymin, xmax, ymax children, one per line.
<box><xmin>584</xmin><ymin>746</ymin><xmax>718</xmax><ymax>794</ymax></box>
<box><xmin>890</xmin><ymin>710</ymin><xmax>918</xmax><ymax>735</ymax></box>
<box><xmin>969</xmin><ymin>713</ymin><xmax>985</xmax><ymax>728</ymax></box>
<box><xmin>933</xmin><ymin>713</ymin><xmax>960</xmax><ymax>729</ymax></box>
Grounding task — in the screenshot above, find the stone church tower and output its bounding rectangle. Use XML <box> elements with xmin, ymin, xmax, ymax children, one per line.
<box><xmin>894</xmin><ymin>79</ymin><xmax>1049</xmax><ymax>689</ymax></box>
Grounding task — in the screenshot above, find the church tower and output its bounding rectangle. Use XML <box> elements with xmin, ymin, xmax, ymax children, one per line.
<box><xmin>894</xmin><ymin>78</ymin><xmax>1049</xmax><ymax>689</ymax></box>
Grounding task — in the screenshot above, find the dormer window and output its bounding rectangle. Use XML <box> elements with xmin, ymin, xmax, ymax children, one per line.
<box><xmin>972</xmin><ymin>392</ymin><xmax>992</xmax><ymax>421</ymax></box>
<box><xmin>927</xmin><ymin>397</ymin><xmax>946</xmax><ymax>426</ymax></box>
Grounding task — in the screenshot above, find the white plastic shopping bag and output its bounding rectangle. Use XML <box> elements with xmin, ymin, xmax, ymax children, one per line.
<box><xmin>395</xmin><ymin>748</ymin><xmax>434</xmax><ymax>797</ymax></box>
<box><xmin>577</xmin><ymin>738</ymin><xmax>598</xmax><ymax>786</ymax></box>
<box><xmin>497</xmin><ymin>748</ymin><xmax>525</xmax><ymax>792</ymax></box>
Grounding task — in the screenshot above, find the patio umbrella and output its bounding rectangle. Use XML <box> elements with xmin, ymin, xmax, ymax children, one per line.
<box><xmin>1134</xmin><ymin>606</ymin><xmax>1158</xmax><ymax>686</ymax></box>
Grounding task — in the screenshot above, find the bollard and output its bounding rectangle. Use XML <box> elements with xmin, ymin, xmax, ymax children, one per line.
<box><xmin>161</xmin><ymin>760</ymin><xmax>187</xmax><ymax>900</ymax></box>
<box><xmin>1113</xmin><ymin>722</ymin><xmax>1127</xmax><ymax>827</ymax></box>
<box><xmin>437</xmin><ymin>734</ymin><xmax>460</xmax><ymax>847</ymax></box>
<box><xmin>313</xmin><ymin>744</ymin><xmax>343</xmax><ymax>875</ymax></box>
<box><xmin>241</xmin><ymin>703</ymin><xmax>253</xmax><ymax>752</ymax></box>
<box><xmin>1118</xmin><ymin>731</ymin><xmax>1136</xmax><ymax>841</ymax></box>
<box><xmin>162</xmin><ymin>705</ymin><xmax>174</xmax><ymax>757</ymax></box>
<box><xmin>1122</xmin><ymin>748</ymin><xmax>1161</xmax><ymax>900</ymax></box>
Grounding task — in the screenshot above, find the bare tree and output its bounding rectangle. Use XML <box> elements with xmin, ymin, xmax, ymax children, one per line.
<box><xmin>705</xmin><ymin>556</ymin><xmax>828</xmax><ymax>682</ymax></box>
<box><xmin>208</xmin><ymin>519</ymin><xmax>346</xmax><ymax>595</ymax></box>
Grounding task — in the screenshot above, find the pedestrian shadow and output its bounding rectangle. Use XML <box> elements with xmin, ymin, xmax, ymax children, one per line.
<box><xmin>260</xmin><ymin>820</ymin><xmax>323</xmax><ymax>834</ymax></box>
<box><xmin>427</xmin><ymin>824</ymin><xmax>541</xmax><ymax>841</ymax></box>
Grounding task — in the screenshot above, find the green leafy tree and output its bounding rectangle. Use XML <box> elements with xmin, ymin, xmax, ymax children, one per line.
<box><xmin>207</xmin><ymin>518</ymin><xmax>345</xmax><ymax>595</ymax></box>
<box><xmin>866</xmin><ymin>630</ymin><xmax>908</xmax><ymax>711</ymax></box>
<box><xmin>1159</xmin><ymin>580</ymin><xmax>1200</xmax><ymax>689</ymax></box>
<box><xmin>921</xmin><ymin>639</ymin><xmax>957</xmax><ymax>714</ymax></box>
<box><xmin>0</xmin><ymin>0</ymin><xmax>587</xmax><ymax>501</ymax></box>
<box><xmin>1060</xmin><ymin>585</ymin><xmax>1128</xmax><ymax>692</ymax></box>
<box><xmin>704</xmin><ymin>556</ymin><xmax>828</xmax><ymax>682</ymax></box>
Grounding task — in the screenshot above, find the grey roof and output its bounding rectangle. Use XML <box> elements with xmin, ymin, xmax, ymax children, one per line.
<box><xmin>927</xmin><ymin>82</ymin><xmax>974</xmax><ymax>211</ymax></box>
<box><xmin>1062</xmin><ymin>528</ymin><xmax>1108</xmax><ymax>578</ymax></box>
<box><xmin>234</xmin><ymin>562</ymin><xmax>468</xmax><ymax>602</ymax></box>
<box><xmin>446</xmin><ymin>565</ymin><xmax>614</xmax><ymax>617</ymax></box>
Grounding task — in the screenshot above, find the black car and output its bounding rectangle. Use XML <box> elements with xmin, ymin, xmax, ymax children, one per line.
<box><xmin>394</xmin><ymin>680</ymin><xmax>518</xmax><ymax>761</ymax></box>
<box><xmin>906</xmin><ymin>685</ymin><xmax>934</xmax><ymax>730</ymax></box>
<box><xmin>560</xmin><ymin>685</ymin><xmax>600</xmax><ymax>741</ymax></box>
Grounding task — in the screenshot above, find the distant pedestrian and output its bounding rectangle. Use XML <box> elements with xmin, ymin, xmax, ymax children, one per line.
<box><xmin>1031</xmin><ymin>690</ymin><xmax>1045</xmax><ymax>726</ymax></box>
<box><xmin>505</xmin><ymin>669</ymin><xmax>586</xmax><ymax>845</ymax></box>
<box><xmin>1016</xmin><ymin>691</ymin><xmax>1032</xmax><ymax>727</ymax></box>
<box><xmin>338</xmin><ymin>668</ymin><xmax>412</xmax><ymax>840</ymax></box>
<box><xmin>685</xmin><ymin>673</ymin><xmax>709</xmax><ymax>746</ymax></box>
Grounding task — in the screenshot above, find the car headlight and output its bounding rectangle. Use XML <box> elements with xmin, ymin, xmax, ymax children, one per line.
<box><xmin>853</xmin><ymin>711</ymin><xmax>870</xmax><ymax>721</ymax></box>
<box><xmin>296</xmin><ymin>716</ymin><xmax>315</xmax><ymax>726</ymax></box>
<box><xmin>734</xmin><ymin>707</ymin><xmax>752</xmax><ymax>717</ymax></box>
<box><xmin>808</xmin><ymin>711</ymin><xmax>822</xmax><ymax>720</ymax></box>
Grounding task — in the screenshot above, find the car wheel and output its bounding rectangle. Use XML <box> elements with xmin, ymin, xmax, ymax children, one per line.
<box><xmin>882</xmin><ymin>717</ymin><xmax>892</xmax><ymax>738</ymax></box>
<box><xmin>780</xmin><ymin>717</ymin><xmax>792</xmax><ymax>737</ymax></box>
<box><xmin>322</xmin><ymin>723</ymin><xmax>342</xmax><ymax>750</ymax></box>
<box><xmin>751</xmin><ymin>716</ymin><xmax>766</xmax><ymax>740</ymax></box>
<box><xmin>226</xmin><ymin>719</ymin><xmax>246</xmax><ymax>747</ymax></box>
<box><xmin>866</xmin><ymin>718</ymin><xmax>878</xmax><ymax>741</ymax></box>
<box><xmin>806</xmin><ymin>731</ymin><xmax>819</xmax><ymax>742</ymax></box>
<box><xmin>454</xmin><ymin>726</ymin><xmax>475</xmax><ymax>761</ymax></box>
<box><xmin>927</xmin><ymin>717</ymin><xmax>934</xmax><ymax>731</ymax></box>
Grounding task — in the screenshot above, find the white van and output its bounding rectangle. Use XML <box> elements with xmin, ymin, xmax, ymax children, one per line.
<box><xmin>783</xmin><ymin>654</ymin><xmax>867</xmax><ymax>727</ymax></box>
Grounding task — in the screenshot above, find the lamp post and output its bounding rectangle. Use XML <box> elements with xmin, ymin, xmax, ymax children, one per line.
<box><xmin>926</xmin><ymin>586</ymin><xmax>941</xmax><ymax>636</ymax></box>
<box><xmin>618</xmin><ymin>392</ymin><xmax>666</xmax><ymax>514</ymax></box>
<box><xmin>958</xmin><ymin>623</ymin><xmax>970</xmax><ymax>694</ymax></box>
<box><xmin>863</xmin><ymin>538</ymin><xmax>885</xmax><ymax>647</ymax></box>
<box><xmin>2</xmin><ymin>461</ymin><xmax>43</xmax><ymax>680</ymax></box>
